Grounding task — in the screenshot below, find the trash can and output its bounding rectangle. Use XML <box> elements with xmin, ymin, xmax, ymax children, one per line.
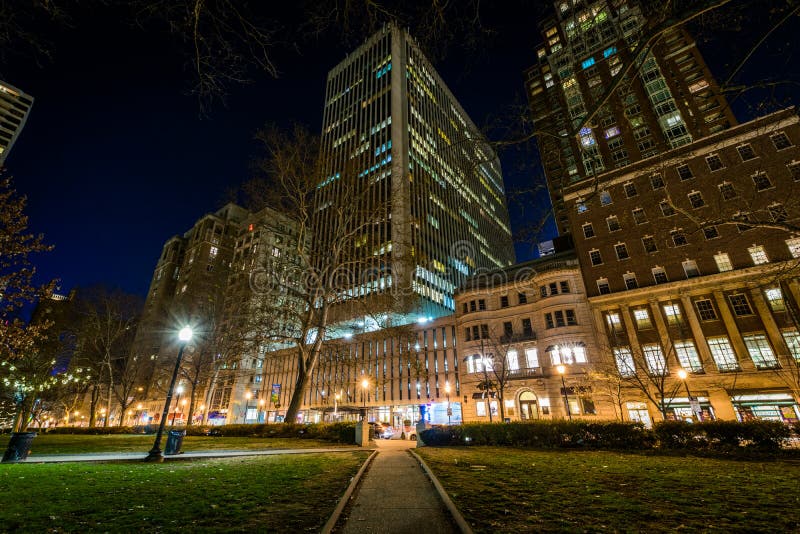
<box><xmin>2</xmin><ymin>432</ymin><xmax>37</xmax><ymax>463</ymax></box>
<box><xmin>164</xmin><ymin>430</ymin><xmax>186</xmax><ymax>455</ymax></box>
<box><xmin>368</xmin><ymin>425</ymin><xmax>376</xmax><ymax>441</ymax></box>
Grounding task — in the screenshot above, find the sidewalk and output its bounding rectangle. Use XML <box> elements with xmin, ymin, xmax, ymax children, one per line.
<box><xmin>18</xmin><ymin>446</ymin><xmax>363</xmax><ymax>463</ymax></box>
<box><xmin>338</xmin><ymin>440</ymin><xmax>459</xmax><ymax>534</ymax></box>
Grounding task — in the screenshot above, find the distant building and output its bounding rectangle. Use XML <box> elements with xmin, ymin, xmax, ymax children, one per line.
<box><xmin>525</xmin><ymin>0</ymin><xmax>735</xmax><ymax>235</ymax></box>
<box><xmin>0</xmin><ymin>81</ymin><xmax>34</xmax><ymax>166</ymax></box>
<box><xmin>317</xmin><ymin>24</ymin><xmax>515</xmax><ymax>326</ymax></box>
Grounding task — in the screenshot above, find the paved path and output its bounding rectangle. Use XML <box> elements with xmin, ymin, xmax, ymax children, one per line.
<box><xmin>338</xmin><ymin>440</ymin><xmax>458</xmax><ymax>534</ymax></box>
<box><xmin>17</xmin><ymin>447</ymin><xmax>363</xmax><ymax>463</ymax></box>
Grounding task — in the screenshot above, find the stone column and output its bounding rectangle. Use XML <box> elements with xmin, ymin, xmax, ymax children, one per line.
<box><xmin>679</xmin><ymin>295</ymin><xmax>714</xmax><ymax>367</ymax></box>
<box><xmin>748</xmin><ymin>287</ymin><xmax>790</xmax><ymax>358</ymax></box>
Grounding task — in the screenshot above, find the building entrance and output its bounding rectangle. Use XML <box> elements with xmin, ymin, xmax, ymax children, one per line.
<box><xmin>519</xmin><ymin>391</ymin><xmax>539</xmax><ymax>420</ymax></box>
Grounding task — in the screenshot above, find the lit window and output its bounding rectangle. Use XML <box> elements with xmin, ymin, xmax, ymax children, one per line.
<box><xmin>582</xmin><ymin>57</ymin><xmax>596</xmax><ymax>69</ymax></box>
<box><xmin>525</xmin><ymin>348</ymin><xmax>539</xmax><ymax>369</ymax></box>
<box><xmin>748</xmin><ymin>245</ymin><xmax>768</xmax><ymax>265</ymax></box>
<box><xmin>787</xmin><ymin>238</ymin><xmax>800</xmax><ymax>258</ymax></box>
<box><xmin>643</xmin><ymin>344</ymin><xmax>667</xmax><ymax>375</ymax></box>
<box><xmin>781</xmin><ymin>330</ymin><xmax>800</xmax><ymax>361</ymax></box>
<box><xmin>714</xmin><ymin>252</ymin><xmax>733</xmax><ymax>272</ymax></box>
<box><xmin>695</xmin><ymin>299</ymin><xmax>717</xmax><ymax>321</ymax></box>
<box><xmin>675</xmin><ymin>341</ymin><xmax>703</xmax><ymax>373</ymax></box>
<box><xmin>209</xmin><ymin>246</ymin><xmax>219</xmax><ymax>258</ymax></box>
<box><xmin>605</xmin><ymin>126</ymin><xmax>621</xmax><ymax>139</ymax></box>
<box><xmin>743</xmin><ymin>334</ymin><xmax>778</xmax><ymax>369</ymax></box>
<box><xmin>770</xmin><ymin>132</ymin><xmax>792</xmax><ymax>150</ymax></box>
<box><xmin>728</xmin><ymin>294</ymin><xmax>753</xmax><ymax>316</ymax></box>
<box><xmin>582</xmin><ymin>223</ymin><xmax>595</xmax><ymax>238</ymax></box>
<box><xmin>614</xmin><ymin>347</ymin><xmax>635</xmax><ymax>376</ymax></box>
<box><xmin>765</xmin><ymin>288</ymin><xmax>785</xmax><ymax>312</ymax></box>
<box><xmin>606</xmin><ymin>312</ymin><xmax>622</xmax><ymax>330</ymax></box>
<box><xmin>642</xmin><ymin>236</ymin><xmax>657</xmax><ymax>253</ymax></box>
<box><xmin>682</xmin><ymin>259</ymin><xmax>700</xmax><ymax>278</ymax></box>
<box><xmin>652</xmin><ymin>266</ymin><xmax>668</xmax><ymax>284</ymax></box>
<box><xmin>752</xmin><ymin>172</ymin><xmax>773</xmax><ymax>191</ymax></box>
<box><xmin>615</xmin><ymin>243</ymin><xmax>630</xmax><ymax>260</ymax></box>
<box><xmin>663</xmin><ymin>303</ymin><xmax>682</xmax><ymax>325</ymax></box>
<box><xmin>599</xmin><ymin>190</ymin><xmax>612</xmax><ymax>205</ymax></box>
<box><xmin>623</xmin><ymin>272</ymin><xmax>638</xmax><ymax>290</ymax></box>
<box><xmin>707</xmin><ymin>337</ymin><xmax>739</xmax><ymax>371</ymax></box>
<box><xmin>633</xmin><ymin>309</ymin><xmax>651</xmax><ymax>329</ymax></box>
<box><xmin>507</xmin><ymin>350</ymin><xmax>520</xmax><ymax>371</ymax></box>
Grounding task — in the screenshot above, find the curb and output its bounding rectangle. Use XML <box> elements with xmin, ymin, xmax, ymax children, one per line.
<box><xmin>320</xmin><ymin>449</ymin><xmax>379</xmax><ymax>534</ymax></box>
<box><xmin>409</xmin><ymin>450</ymin><xmax>474</xmax><ymax>534</ymax></box>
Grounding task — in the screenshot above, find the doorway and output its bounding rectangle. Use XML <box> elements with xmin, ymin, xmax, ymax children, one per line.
<box><xmin>519</xmin><ymin>391</ymin><xmax>539</xmax><ymax>420</ymax></box>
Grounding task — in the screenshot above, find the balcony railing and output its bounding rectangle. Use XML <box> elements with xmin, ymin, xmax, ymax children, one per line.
<box><xmin>500</xmin><ymin>332</ymin><xmax>537</xmax><ymax>343</ymax></box>
<box><xmin>507</xmin><ymin>367</ymin><xmax>543</xmax><ymax>379</ymax></box>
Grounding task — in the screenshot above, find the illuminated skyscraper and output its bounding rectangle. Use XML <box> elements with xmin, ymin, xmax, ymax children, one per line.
<box><xmin>0</xmin><ymin>81</ymin><xmax>34</xmax><ymax>166</ymax></box>
<box><xmin>318</xmin><ymin>24</ymin><xmax>515</xmax><ymax>324</ymax></box>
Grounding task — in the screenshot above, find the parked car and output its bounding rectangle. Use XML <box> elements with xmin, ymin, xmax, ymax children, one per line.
<box><xmin>368</xmin><ymin>422</ymin><xmax>394</xmax><ymax>439</ymax></box>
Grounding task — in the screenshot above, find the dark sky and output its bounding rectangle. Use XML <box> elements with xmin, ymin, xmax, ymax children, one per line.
<box><xmin>3</xmin><ymin>2</ymin><xmax>798</xmax><ymax>298</ymax></box>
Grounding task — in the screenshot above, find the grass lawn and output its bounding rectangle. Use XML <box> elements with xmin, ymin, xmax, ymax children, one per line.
<box><xmin>0</xmin><ymin>451</ymin><xmax>369</xmax><ymax>531</ymax></box>
<box><xmin>6</xmin><ymin>433</ymin><xmax>351</xmax><ymax>456</ymax></box>
<box><xmin>416</xmin><ymin>447</ymin><xmax>800</xmax><ymax>532</ymax></box>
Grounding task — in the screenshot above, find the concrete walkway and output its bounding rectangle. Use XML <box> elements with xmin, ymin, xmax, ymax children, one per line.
<box><xmin>338</xmin><ymin>440</ymin><xmax>458</xmax><ymax>534</ymax></box>
<box><xmin>17</xmin><ymin>447</ymin><xmax>363</xmax><ymax>463</ymax></box>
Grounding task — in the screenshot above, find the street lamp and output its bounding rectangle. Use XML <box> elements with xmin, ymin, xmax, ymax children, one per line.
<box><xmin>146</xmin><ymin>325</ymin><xmax>193</xmax><ymax>462</ymax></box>
<box><xmin>243</xmin><ymin>391</ymin><xmax>252</xmax><ymax>424</ymax></box>
<box><xmin>556</xmin><ymin>364</ymin><xmax>572</xmax><ymax>421</ymax></box>
<box><xmin>361</xmin><ymin>378</ymin><xmax>369</xmax><ymax>408</ymax></box>
<box><xmin>445</xmin><ymin>381</ymin><xmax>452</xmax><ymax>425</ymax></box>
<box><xmin>334</xmin><ymin>392</ymin><xmax>341</xmax><ymax>418</ymax></box>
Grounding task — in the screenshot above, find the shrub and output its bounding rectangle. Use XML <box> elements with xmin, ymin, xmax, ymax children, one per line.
<box><xmin>655</xmin><ymin>420</ymin><xmax>791</xmax><ymax>452</ymax></box>
<box><xmin>654</xmin><ymin>420</ymin><xmax>706</xmax><ymax>450</ymax></box>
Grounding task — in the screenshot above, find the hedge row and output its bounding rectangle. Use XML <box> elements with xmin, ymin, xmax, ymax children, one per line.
<box><xmin>420</xmin><ymin>420</ymin><xmax>793</xmax><ymax>452</ymax></box>
<box><xmin>39</xmin><ymin>422</ymin><xmax>357</xmax><ymax>443</ymax></box>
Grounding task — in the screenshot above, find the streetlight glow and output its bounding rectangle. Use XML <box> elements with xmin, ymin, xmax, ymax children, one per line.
<box><xmin>245</xmin><ymin>391</ymin><xmax>252</xmax><ymax>400</ymax></box>
<box><xmin>556</xmin><ymin>364</ymin><xmax>566</xmax><ymax>375</ymax></box>
<box><xmin>178</xmin><ymin>326</ymin><xmax>193</xmax><ymax>342</ymax></box>
<box><xmin>677</xmin><ymin>369</ymin><xmax>688</xmax><ymax>380</ymax></box>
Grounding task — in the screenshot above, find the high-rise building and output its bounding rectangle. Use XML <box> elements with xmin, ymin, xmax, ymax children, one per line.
<box><xmin>317</xmin><ymin>24</ymin><xmax>515</xmax><ymax>325</ymax></box>
<box><xmin>0</xmin><ymin>81</ymin><xmax>34</xmax><ymax>166</ymax></box>
<box><xmin>524</xmin><ymin>0</ymin><xmax>736</xmax><ymax>235</ymax></box>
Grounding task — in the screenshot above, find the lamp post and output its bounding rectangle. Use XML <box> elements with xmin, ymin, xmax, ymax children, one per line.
<box><xmin>170</xmin><ymin>385</ymin><xmax>184</xmax><ymax>427</ymax></box>
<box><xmin>243</xmin><ymin>391</ymin><xmax>252</xmax><ymax>424</ymax></box>
<box><xmin>334</xmin><ymin>392</ymin><xmax>340</xmax><ymax>418</ymax></box>
<box><xmin>361</xmin><ymin>378</ymin><xmax>369</xmax><ymax>409</ymax></box>
<box><xmin>145</xmin><ymin>326</ymin><xmax>193</xmax><ymax>462</ymax></box>
<box><xmin>556</xmin><ymin>364</ymin><xmax>572</xmax><ymax>421</ymax></box>
<box><xmin>258</xmin><ymin>398</ymin><xmax>266</xmax><ymax>423</ymax></box>
<box><xmin>445</xmin><ymin>381</ymin><xmax>452</xmax><ymax>425</ymax></box>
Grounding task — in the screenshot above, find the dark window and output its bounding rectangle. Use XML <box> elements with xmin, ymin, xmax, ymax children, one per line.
<box><xmin>545</xmin><ymin>313</ymin><xmax>555</xmax><ymax>329</ymax></box>
<box><xmin>771</xmin><ymin>132</ymin><xmax>792</xmax><ymax>150</ymax></box>
<box><xmin>478</xmin><ymin>299</ymin><xmax>486</xmax><ymax>310</ymax></box>
<box><xmin>769</xmin><ymin>204</ymin><xmax>788</xmax><ymax>223</ymax></box>
<box><xmin>540</xmin><ymin>285</ymin><xmax>547</xmax><ymax>297</ymax></box>
<box><xmin>632</xmin><ymin>208</ymin><xmax>648</xmax><ymax>224</ymax></box>
<box><xmin>615</xmin><ymin>243</ymin><xmax>630</xmax><ymax>260</ymax></box>
<box><xmin>462</xmin><ymin>303</ymin><xmax>468</xmax><ymax>314</ymax></box>
<box><xmin>642</xmin><ymin>236</ymin><xmax>658</xmax><ymax>253</ymax></box>
<box><xmin>581</xmin><ymin>398</ymin><xmax>597</xmax><ymax>415</ymax></box>
<box><xmin>472</xmin><ymin>326</ymin><xmax>479</xmax><ymax>339</ymax></box>
<box><xmin>677</xmin><ymin>164</ymin><xmax>693</xmax><ymax>180</ymax></box>
<box><xmin>728</xmin><ymin>294</ymin><xmax>753</xmax><ymax>316</ymax></box>
<box><xmin>480</xmin><ymin>324</ymin><xmax>489</xmax><ymax>338</ymax></box>
<box><xmin>555</xmin><ymin>310</ymin><xmax>566</xmax><ymax>327</ymax></box>
<box><xmin>470</xmin><ymin>300</ymin><xmax>476</xmax><ymax>312</ymax></box>
<box><xmin>703</xmin><ymin>226</ymin><xmax>720</xmax><ymax>240</ymax></box>
<box><xmin>660</xmin><ymin>201</ymin><xmax>675</xmax><ymax>216</ymax></box>
<box><xmin>518</xmin><ymin>292</ymin><xmax>528</xmax><ymax>305</ymax></box>
<box><xmin>688</xmin><ymin>191</ymin><xmax>705</xmax><ymax>208</ymax></box>
<box><xmin>597</xmin><ymin>279</ymin><xmax>611</xmax><ymax>294</ymax></box>
<box><xmin>737</xmin><ymin>144</ymin><xmax>756</xmax><ymax>161</ymax></box>
<box><xmin>560</xmin><ymin>281</ymin><xmax>570</xmax><ymax>293</ymax></box>
<box><xmin>624</xmin><ymin>274</ymin><xmax>638</xmax><ymax>290</ymax></box>
<box><xmin>651</xmin><ymin>174</ymin><xmax>665</xmax><ymax>189</ymax></box>
<box><xmin>719</xmin><ymin>182</ymin><xmax>738</xmax><ymax>200</ymax></box>
<box><xmin>607</xmin><ymin>216</ymin><xmax>621</xmax><ymax>232</ymax></box>
<box><xmin>624</xmin><ymin>182</ymin><xmax>637</xmax><ymax>198</ymax></box>
<box><xmin>503</xmin><ymin>321</ymin><xmax>514</xmax><ymax>336</ymax></box>
<box><xmin>582</xmin><ymin>223</ymin><xmax>595</xmax><ymax>238</ymax></box>
<box><xmin>522</xmin><ymin>318</ymin><xmax>533</xmax><ymax>335</ymax></box>
<box><xmin>500</xmin><ymin>295</ymin><xmax>509</xmax><ymax>308</ymax></box>
<box><xmin>788</xmin><ymin>162</ymin><xmax>800</xmax><ymax>181</ymax></box>
<box><xmin>653</xmin><ymin>268</ymin><xmax>669</xmax><ymax>284</ymax></box>
<box><xmin>705</xmin><ymin>154</ymin><xmax>724</xmax><ymax>171</ymax></box>
<box><xmin>753</xmin><ymin>172</ymin><xmax>773</xmax><ymax>191</ymax></box>
<box><xmin>465</xmin><ymin>327</ymin><xmax>472</xmax><ymax>341</ymax></box>
<box><xmin>695</xmin><ymin>299</ymin><xmax>717</xmax><ymax>321</ymax></box>
<box><xmin>590</xmin><ymin>250</ymin><xmax>603</xmax><ymax>266</ymax></box>
<box><xmin>671</xmin><ymin>230</ymin><xmax>688</xmax><ymax>247</ymax></box>
<box><xmin>566</xmin><ymin>309</ymin><xmax>578</xmax><ymax>325</ymax></box>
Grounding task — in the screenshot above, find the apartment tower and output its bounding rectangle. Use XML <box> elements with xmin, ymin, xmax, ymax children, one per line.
<box><xmin>525</xmin><ymin>0</ymin><xmax>735</xmax><ymax>235</ymax></box>
<box><xmin>317</xmin><ymin>24</ymin><xmax>515</xmax><ymax>326</ymax></box>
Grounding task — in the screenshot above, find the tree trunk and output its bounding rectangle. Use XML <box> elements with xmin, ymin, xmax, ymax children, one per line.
<box><xmin>104</xmin><ymin>361</ymin><xmax>113</xmax><ymax>427</ymax></box>
<box><xmin>89</xmin><ymin>384</ymin><xmax>100</xmax><ymax>427</ymax></box>
<box><xmin>187</xmin><ymin>385</ymin><xmax>197</xmax><ymax>427</ymax></box>
<box><xmin>12</xmin><ymin>394</ymin><xmax>35</xmax><ymax>433</ymax></box>
<box><xmin>498</xmin><ymin>390</ymin><xmax>506</xmax><ymax>421</ymax></box>
<box><xmin>284</xmin><ymin>365</ymin><xmax>312</xmax><ymax>423</ymax></box>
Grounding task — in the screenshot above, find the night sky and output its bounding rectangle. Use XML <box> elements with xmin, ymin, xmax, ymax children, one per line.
<box><xmin>3</xmin><ymin>2</ymin><xmax>798</xmax><ymax>298</ymax></box>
